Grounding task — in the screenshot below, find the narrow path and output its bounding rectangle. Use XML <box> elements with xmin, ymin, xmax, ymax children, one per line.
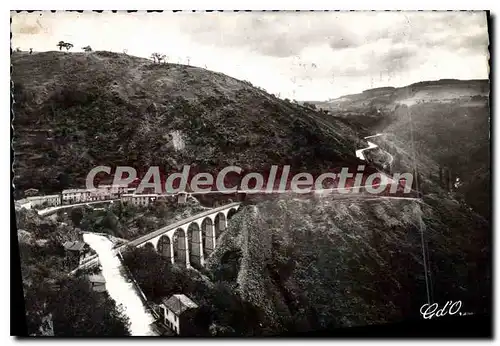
<box><xmin>355</xmin><ymin>133</ymin><xmax>395</xmax><ymax>172</ymax></box>
<box><xmin>355</xmin><ymin>133</ymin><xmax>386</xmax><ymax>161</ymax></box>
<box><xmin>362</xmin><ymin>196</ymin><xmax>423</xmax><ymax>202</ymax></box>
<box><xmin>355</xmin><ymin>140</ymin><xmax>378</xmax><ymax>160</ymax></box>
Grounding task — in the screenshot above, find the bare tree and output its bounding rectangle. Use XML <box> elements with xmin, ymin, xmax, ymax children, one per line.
<box><xmin>156</xmin><ymin>54</ymin><xmax>166</xmax><ymax>64</ymax></box>
<box><xmin>82</xmin><ymin>45</ymin><xmax>92</xmax><ymax>52</ymax></box>
<box><xmin>57</xmin><ymin>41</ymin><xmax>66</xmax><ymax>50</ymax></box>
<box><xmin>29</xmin><ymin>48</ymin><xmax>33</xmax><ymax>55</ymax></box>
<box><xmin>64</xmin><ymin>43</ymin><xmax>74</xmax><ymax>51</ymax></box>
<box><xmin>150</xmin><ymin>52</ymin><xmax>166</xmax><ymax>64</ymax></box>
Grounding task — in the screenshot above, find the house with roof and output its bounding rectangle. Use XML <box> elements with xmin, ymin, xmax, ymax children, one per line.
<box><xmin>159</xmin><ymin>294</ymin><xmax>198</xmax><ymax>335</ymax></box>
<box><xmin>62</xmin><ymin>188</ymin><xmax>92</xmax><ymax>204</ymax></box>
<box><xmin>177</xmin><ymin>192</ymin><xmax>188</xmax><ymax>204</ymax></box>
<box><xmin>98</xmin><ymin>184</ymin><xmax>128</xmax><ymax>198</ymax></box>
<box><xmin>87</xmin><ymin>274</ymin><xmax>106</xmax><ymax>293</ymax></box>
<box><xmin>24</xmin><ymin>188</ymin><xmax>39</xmax><ymax>197</ymax></box>
<box><xmin>15</xmin><ymin>198</ymin><xmax>32</xmax><ymax>210</ymax></box>
<box><xmin>26</xmin><ymin>194</ymin><xmax>61</xmax><ymax>208</ymax></box>
<box><xmin>121</xmin><ymin>193</ymin><xmax>157</xmax><ymax>206</ymax></box>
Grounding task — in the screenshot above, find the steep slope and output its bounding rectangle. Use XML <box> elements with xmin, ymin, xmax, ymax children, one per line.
<box><xmin>206</xmin><ymin>194</ymin><xmax>490</xmax><ymax>333</ymax></box>
<box><xmin>16</xmin><ymin>208</ymin><xmax>130</xmax><ymax>336</ymax></box>
<box><xmin>310</xmin><ymin>80</ymin><xmax>490</xmax><ymax>218</ymax></box>
<box><xmin>12</xmin><ymin>51</ymin><xmax>362</xmax><ymax>196</ymax></box>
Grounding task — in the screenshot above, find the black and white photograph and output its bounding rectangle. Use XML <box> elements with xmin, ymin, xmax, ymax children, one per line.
<box><xmin>10</xmin><ymin>10</ymin><xmax>491</xmax><ymax>337</ymax></box>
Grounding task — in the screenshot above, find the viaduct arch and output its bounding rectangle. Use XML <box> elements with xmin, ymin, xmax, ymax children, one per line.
<box><xmin>134</xmin><ymin>203</ymin><xmax>241</xmax><ymax>268</ymax></box>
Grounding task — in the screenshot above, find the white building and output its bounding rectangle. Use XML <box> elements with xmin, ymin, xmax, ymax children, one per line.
<box><xmin>120</xmin><ymin>194</ymin><xmax>157</xmax><ymax>206</ymax></box>
<box><xmin>177</xmin><ymin>192</ymin><xmax>188</xmax><ymax>204</ymax></box>
<box><xmin>160</xmin><ymin>294</ymin><xmax>198</xmax><ymax>335</ymax></box>
<box><xmin>62</xmin><ymin>185</ymin><xmax>127</xmax><ymax>204</ymax></box>
<box><xmin>87</xmin><ymin>188</ymin><xmax>109</xmax><ymax>202</ymax></box>
<box><xmin>15</xmin><ymin>198</ymin><xmax>32</xmax><ymax>210</ymax></box>
<box><xmin>26</xmin><ymin>194</ymin><xmax>61</xmax><ymax>208</ymax></box>
<box><xmin>98</xmin><ymin>184</ymin><xmax>128</xmax><ymax>198</ymax></box>
<box><xmin>62</xmin><ymin>189</ymin><xmax>92</xmax><ymax>204</ymax></box>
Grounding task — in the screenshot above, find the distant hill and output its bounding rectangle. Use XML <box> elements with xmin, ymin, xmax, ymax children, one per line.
<box><xmin>309</xmin><ymin>79</ymin><xmax>490</xmax><ymax>218</ymax></box>
<box><xmin>315</xmin><ymin>79</ymin><xmax>488</xmax><ymax>113</ymax></box>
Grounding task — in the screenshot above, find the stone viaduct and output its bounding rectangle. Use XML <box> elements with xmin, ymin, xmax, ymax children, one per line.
<box><xmin>73</xmin><ymin>202</ymin><xmax>241</xmax><ymax>273</ymax></box>
<box><xmin>130</xmin><ymin>202</ymin><xmax>241</xmax><ymax>267</ymax></box>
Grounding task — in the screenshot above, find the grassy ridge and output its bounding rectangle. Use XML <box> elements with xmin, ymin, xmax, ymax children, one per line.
<box><xmin>205</xmin><ymin>194</ymin><xmax>489</xmax><ymax>332</ymax></box>
<box><xmin>310</xmin><ymin>80</ymin><xmax>490</xmax><ymax>218</ymax></box>
<box><xmin>12</xmin><ymin>51</ymin><xmax>362</xmax><ymax>196</ymax></box>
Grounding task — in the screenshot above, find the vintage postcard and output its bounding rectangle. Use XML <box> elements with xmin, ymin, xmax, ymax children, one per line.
<box><xmin>10</xmin><ymin>10</ymin><xmax>491</xmax><ymax>337</ymax></box>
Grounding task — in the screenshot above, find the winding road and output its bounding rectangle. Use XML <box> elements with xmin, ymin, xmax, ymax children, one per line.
<box><xmin>355</xmin><ymin>133</ymin><xmax>394</xmax><ymax>170</ymax></box>
<box><xmin>355</xmin><ymin>133</ymin><xmax>384</xmax><ymax>161</ymax></box>
<box><xmin>356</xmin><ymin>133</ymin><xmax>384</xmax><ymax>162</ymax></box>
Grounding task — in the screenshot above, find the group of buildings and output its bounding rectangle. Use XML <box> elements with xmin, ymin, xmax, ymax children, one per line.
<box><xmin>63</xmin><ymin>237</ymin><xmax>198</xmax><ymax>335</ymax></box>
<box><xmin>15</xmin><ymin>186</ymin><xmax>190</xmax><ymax>210</ymax></box>
<box><xmin>19</xmin><ymin>182</ymin><xmax>198</xmax><ymax>335</ymax></box>
<box><xmin>62</xmin><ymin>237</ymin><xmax>198</xmax><ymax>335</ymax></box>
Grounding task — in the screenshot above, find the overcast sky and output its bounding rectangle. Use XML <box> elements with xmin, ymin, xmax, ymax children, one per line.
<box><xmin>11</xmin><ymin>11</ymin><xmax>489</xmax><ymax>100</ymax></box>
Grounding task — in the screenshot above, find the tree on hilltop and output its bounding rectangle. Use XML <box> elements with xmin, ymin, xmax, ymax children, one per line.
<box><xmin>63</xmin><ymin>43</ymin><xmax>74</xmax><ymax>51</ymax></box>
<box><xmin>57</xmin><ymin>41</ymin><xmax>66</xmax><ymax>51</ymax></box>
<box><xmin>82</xmin><ymin>45</ymin><xmax>92</xmax><ymax>52</ymax></box>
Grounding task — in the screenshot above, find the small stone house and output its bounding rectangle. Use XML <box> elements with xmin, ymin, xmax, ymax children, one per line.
<box><xmin>177</xmin><ymin>192</ymin><xmax>188</xmax><ymax>204</ymax></box>
<box><xmin>121</xmin><ymin>194</ymin><xmax>157</xmax><ymax>206</ymax></box>
<box><xmin>24</xmin><ymin>188</ymin><xmax>39</xmax><ymax>197</ymax></box>
<box><xmin>160</xmin><ymin>294</ymin><xmax>198</xmax><ymax>335</ymax></box>
<box><xmin>62</xmin><ymin>189</ymin><xmax>91</xmax><ymax>204</ymax></box>
<box><xmin>99</xmin><ymin>184</ymin><xmax>128</xmax><ymax>198</ymax></box>
<box><xmin>63</xmin><ymin>241</ymin><xmax>89</xmax><ymax>269</ymax></box>
<box><xmin>26</xmin><ymin>194</ymin><xmax>61</xmax><ymax>208</ymax></box>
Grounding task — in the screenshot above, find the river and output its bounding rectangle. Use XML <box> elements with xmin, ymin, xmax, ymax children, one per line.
<box><xmin>83</xmin><ymin>233</ymin><xmax>157</xmax><ymax>336</ymax></box>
